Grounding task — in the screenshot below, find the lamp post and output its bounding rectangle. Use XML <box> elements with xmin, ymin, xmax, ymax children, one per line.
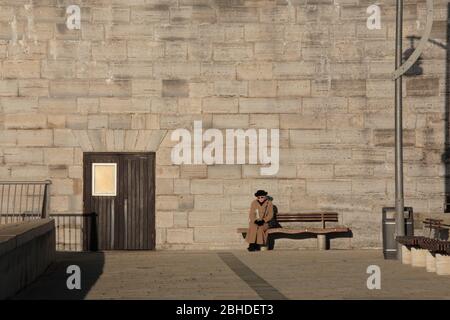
<box><xmin>394</xmin><ymin>0</ymin><xmax>405</xmax><ymax>260</ymax></box>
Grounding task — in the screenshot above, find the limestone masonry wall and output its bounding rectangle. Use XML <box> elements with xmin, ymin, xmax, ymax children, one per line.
<box><xmin>0</xmin><ymin>0</ymin><xmax>448</xmax><ymax>249</ymax></box>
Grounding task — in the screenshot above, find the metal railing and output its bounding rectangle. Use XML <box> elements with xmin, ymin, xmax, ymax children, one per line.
<box><xmin>0</xmin><ymin>181</ymin><xmax>51</xmax><ymax>224</ymax></box>
<box><xmin>0</xmin><ymin>181</ymin><xmax>97</xmax><ymax>252</ymax></box>
<box><xmin>52</xmin><ymin>213</ymin><xmax>97</xmax><ymax>252</ymax></box>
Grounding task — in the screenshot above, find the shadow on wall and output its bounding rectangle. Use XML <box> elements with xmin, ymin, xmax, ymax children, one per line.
<box><xmin>11</xmin><ymin>251</ymin><xmax>105</xmax><ymax>300</ymax></box>
<box><xmin>409</xmin><ymin>4</ymin><xmax>450</xmax><ymax>215</ymax></box>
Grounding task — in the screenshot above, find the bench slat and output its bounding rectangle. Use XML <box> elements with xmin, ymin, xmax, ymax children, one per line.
<box><xmin>277</xmin><ymin>219</ymin><xmax>338</xmax><ymax>222</ymax></box>
<box><xmin>278</xmin><ymin>214</ymin><xmax>338</xmax><ymax>216</ymax></box>
<box><xmin>236</xmin><ymin>227</ymin><xmax>350</xmax><ymax>235</ymax></box>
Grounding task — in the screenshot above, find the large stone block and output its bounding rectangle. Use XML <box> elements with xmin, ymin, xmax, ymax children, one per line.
<box><xmin>156</xmin><ymin>195</ymin><xmax>179</xmax><ymax>211</ymax></box>
<box><xmin>170</xmin><ymin>6</ymin><xmax>217</xmax><ymax>24</ymax></box>
<box><xmin>303</xmin><ymin>97</ymin><xmax>348</xmax><ymax>114</ymax></box>
<box><xmin>249</xmin><ymin>114</ymin><xmax>279</xmax><ymax>128</ymax></box>
<box><xmin>217</xmin><ymin>7</ymin><xmax>259</xmax><ymax>23</ymax></box>
<box><xmin>11</xmin><ymin>165</ymin><xmax>49</xmax><ymax>178</ymax></box>
<box><xmin>100</xmin><ymin>98</ymin><xmax>150</xmax><ymax>113</ymax></box>
<box><xmin>331</xmin><ymin>80</ymin><xmax>366</xmax><ymax>97</ymax></box>
<box><xmin>106</xmin><ymin>24</ymin><xmax>154</xmax><ymax>40</ymax></box>
<box><xmin>277</xmin><ymin>80</ymin><xmax>311</xmax><ymax>97</ymax></box>
<box><xmin>48</xmin><ymin>40</ymin><xmax>90</xmax><ymax>60</ymax></box>
<box><xmin>213</xmin><ymin>43</ymin><xmax>253</xmax><ymax>61</ymax></box>
<box><xmin>307</xmin><ymin>180</ymin><xmax>352</xmax><ymax>195</ymax></box>
<box><xmin>208</xmin><ymin>165</ymin><xmax>241</xmax><ymax>179</ymax></box>
<box><xmin>213</xmin><ymin>81</ymin><xmax>247</xmax><ymax>97</ymax></box>
<box><xmin>203</xmin><ymin>97</ymin><xmax>238</xmax><ymax>113</ymax></box>
<box><xmin>162</xmin><ymin>80</ymin><xmax>189</xmax><ymax>98</ymax></box>
<box><xmin>237</xmin><ymin>62</ymin><xmax>273</xmax><ymax>80</ymax></box>
<box><xmin>17</xmin><ymin>130</ymin><xmax>53</xmax><ymax>147</ymax></box>
<box><xmin>248</xmin><ymin>80</ymin><xmax>277</xmax><ymax>98</ymax></box>
<box><xmin>213</xmin><ymin>114</ymin><xmax>249</xmax><ymax>129</ymax></box>
<box><xmin>188</xmin><ymin>211</ymin><xmax>220</xmax><ymax>227</ymax></box>
<box><xmin>0</xmin><ymin>131</ymin><xmax>17</xmax><ymax>146</ymax></box>
<box><xmin>166</xmin><ymin>228</ymin><xmax>194</xmax><ymax>244</ymax></box>
<box><xmin>49</xmin><ymin>80</ymin><xmax>90</xmax><ymax>97</ymax></box>
<box><xmin>297</xmin><ymin>164</ymin><xmax>334</xmax><ymax>179</ymax></box>
<box><xmin>280</xmin><ymin>115</ymin><xmax>325</xmax><ymax>129</ymax></box>
<box><xmin>194</xmin><ymin>195</ymin><xmax>230</xmax><ymax>211</ymax></box>
<box><xmin>39</xmin><ymin>97</ymin><xmax>77</xmax><ymax>114</ymax></box>
<box><xmin>244</xmin><ymin>24</ymin><xmax>284</xmax><ymax>42</ymax></box>
<box><xmin>406</xmin><ymin>78</ymin><xmax>439</xmax><ymax>97</ymax></box>
<box><xmin>155</xmin><ymin>24</ymin><xmax>198</xmax><ymax>41</ymax></box>
<box><xmin>239</xmin><ymin>98</ymin><xmax>300</xmax><ymax>113</ymax></box>
<box><xmin>194</xmin><ymin>226</ymin><xmax>240</xmax><ymax>243</ymax></box>
<box><xmin>4</xmin><ymin>148</ymin><xmax>44</xmax><ymax>164</ymax></box>
<box><xmin>191</xmin><ymin>179</ymin><xmax>223</xmax><ymax>194</ymax></box>
<box><xmin>154</xmin><ymin>62</ymin><xmax>200</xmax><ymax>79</ymax></box>
<box><xmin>127</xmin><ymin>41</ymin><xmax>165</xmax><ymax>61</ymax></box>
<box><xmin>44</xmin><ymin>148</ymin><xmax>74</xmax><ymax>165</ymax></box>
<box><xmin>2</xmin><ymin>60</ymin><xmax>40</xmax><ymax>79</ymax></box>
<box><xmin>41</xmin><ymin>60</ymin><xmax>75</xmax><ymax>79</ymax></box>
<box><xmin>4</xmin><ymin>114</ymin><xmax>46</xmax><ymax>129</ymax></box>
<box><xmin>273</xmin><ymin>62</ymin><xmax>316</xmax><ymax>79</ymax></box>
<box><xmin>89</xmin><ymin>80</ymin><xmax>132</xmax><ymax>97</ymax></box>
<box><xmin>201</xmin><ymin>62</ymin><xmax>236</xmax><ymax>80</ymax></box>
<box><xmin>156</xmin><ymin>212</ymin><xmax>174</xmax><ymax>228</ymax></box>
<box><xmin>92</xmin><ymin>40</ymin><xmax>127</xmax><ymax>61</ymax></box>
<box><xmin>0</xmin><ymin>80</ymin><xmax>18</xmax><ymax>96</ymax></box>
<box><xmin>17</xmin><ymin>79</ymin><xmax>47</xmax><ymax>96</ymax></box>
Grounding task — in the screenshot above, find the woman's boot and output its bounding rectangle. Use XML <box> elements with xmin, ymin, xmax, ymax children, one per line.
<box><xmin>247</xmin><ymin>243</ymin><xmax>256</xmax><ymax>251</ymax></box>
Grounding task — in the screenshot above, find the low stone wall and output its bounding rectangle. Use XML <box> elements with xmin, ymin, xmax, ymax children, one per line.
<box><xmin>0</xmin><ymin>219</ymin><xmax>55</xmax><ymax>299</ymax></box>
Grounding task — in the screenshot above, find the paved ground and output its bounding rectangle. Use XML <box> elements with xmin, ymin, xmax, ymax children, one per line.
<box><xmin>13</xmin><ymin>249</ymin><xmax>450</xmax><ymax>300</ymax></box>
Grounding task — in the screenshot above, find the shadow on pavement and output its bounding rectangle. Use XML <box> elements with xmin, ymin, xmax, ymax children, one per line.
<box><xmin>12</xmin><ymin>251</ymin><xmax>105</xmax><ymax>300</ymax></box>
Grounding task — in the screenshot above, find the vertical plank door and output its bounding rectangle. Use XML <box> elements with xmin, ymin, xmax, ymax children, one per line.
<box><xmin>83</xmin><ymin>152</ymin><xmax>155</xmax><ymax>250</ymax></box>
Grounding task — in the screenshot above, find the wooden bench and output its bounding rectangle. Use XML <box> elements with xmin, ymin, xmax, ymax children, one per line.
<box><xmin>423</xmin><ymin>218</ymin><xmax>450</xmax><ymax>239</ymax></box>
<box><xmin>237</xmin><ymin>212</ymin><xmax>351</xmax><ymax>250</ymax></box>
<box><xmin>397</xmin><ymin>235</ymin><xmax>450</xmax><ymax>255</ymax></box>
<box><xmin>396</xmin><ymin>219</ymin><xmax>450</xmax><ymax>255</ymax></box>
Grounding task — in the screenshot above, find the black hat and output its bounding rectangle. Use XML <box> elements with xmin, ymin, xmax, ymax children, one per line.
<box><xmin>254</xmin><ymin>190</ymin><xmax>268</xmax><ymax>197</ymax></box>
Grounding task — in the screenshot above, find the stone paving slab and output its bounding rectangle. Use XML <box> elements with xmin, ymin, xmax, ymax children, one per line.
<box><xmin>13</xmin><ymin>250</ymin><xmax>450</xmax><ymax>300</ymax></box>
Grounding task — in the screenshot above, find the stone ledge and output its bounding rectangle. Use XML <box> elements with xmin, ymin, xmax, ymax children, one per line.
<box><xmin>0</xmin><ymin>219</ymin><xmax>54</xmax><ymax>256</ymax></box>
<box><xmin>0</xmin><ymin>219</ymin><xmax>55</xmax><ymax>299</ymax></box>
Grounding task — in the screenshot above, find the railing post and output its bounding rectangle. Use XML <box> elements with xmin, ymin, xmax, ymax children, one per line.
<box><xmin>42</xmin><ymin>180</ymin><xmax>51</xmax><ymax>218</ymax></box>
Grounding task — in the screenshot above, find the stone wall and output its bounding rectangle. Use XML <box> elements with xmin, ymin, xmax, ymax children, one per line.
<box><xmin>0</xmin><ymin>0</ymin><xmax>448</xmax><ymax>249</ymax></box>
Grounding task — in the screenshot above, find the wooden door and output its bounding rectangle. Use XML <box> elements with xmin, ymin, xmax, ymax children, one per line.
<box><xmin>83</xmin><ymin>152</ymin><xmax>155</xmax><ymax>250</ymax></box>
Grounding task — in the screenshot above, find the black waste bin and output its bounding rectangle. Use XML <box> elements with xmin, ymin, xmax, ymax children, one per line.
<box><xmin>382</xmin><ymin>207</ymin><xmax>414</xmax><ymax>259</ymax></box>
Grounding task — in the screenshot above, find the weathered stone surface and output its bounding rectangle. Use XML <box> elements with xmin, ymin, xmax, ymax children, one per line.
<box><xmin>0</xmin><ymin>0</ymin><xmax>447</xmax><ymax>250</ymax></box>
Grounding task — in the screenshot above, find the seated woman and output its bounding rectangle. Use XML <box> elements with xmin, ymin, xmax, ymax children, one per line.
<box><xmin>245</xmin><ymin>190</ymin><xmax>274</xmax><ymax>251</ymax></box>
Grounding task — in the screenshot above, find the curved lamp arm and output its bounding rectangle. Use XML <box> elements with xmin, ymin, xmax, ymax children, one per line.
<box><xmin>392</xmin><ymin>0</ymin><xmax>434</xmax><ymax>80</ymax></box>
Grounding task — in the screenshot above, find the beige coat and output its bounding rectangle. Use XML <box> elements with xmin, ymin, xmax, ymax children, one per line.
<box><xmin>245</xmin><ymin>199</ymin><xmax>274</xmax><ymax>245</ymax></box>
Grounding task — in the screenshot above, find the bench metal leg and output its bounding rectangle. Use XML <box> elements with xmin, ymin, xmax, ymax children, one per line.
<box><xmin>267</xmin><ymin>237</ymin><xmax>275</xmax><ymax>250</ymax></box>
<box><xmin>317</xmin><ymin>234</ymin><xmax>327</xmax><ymax>250</ymax></box>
